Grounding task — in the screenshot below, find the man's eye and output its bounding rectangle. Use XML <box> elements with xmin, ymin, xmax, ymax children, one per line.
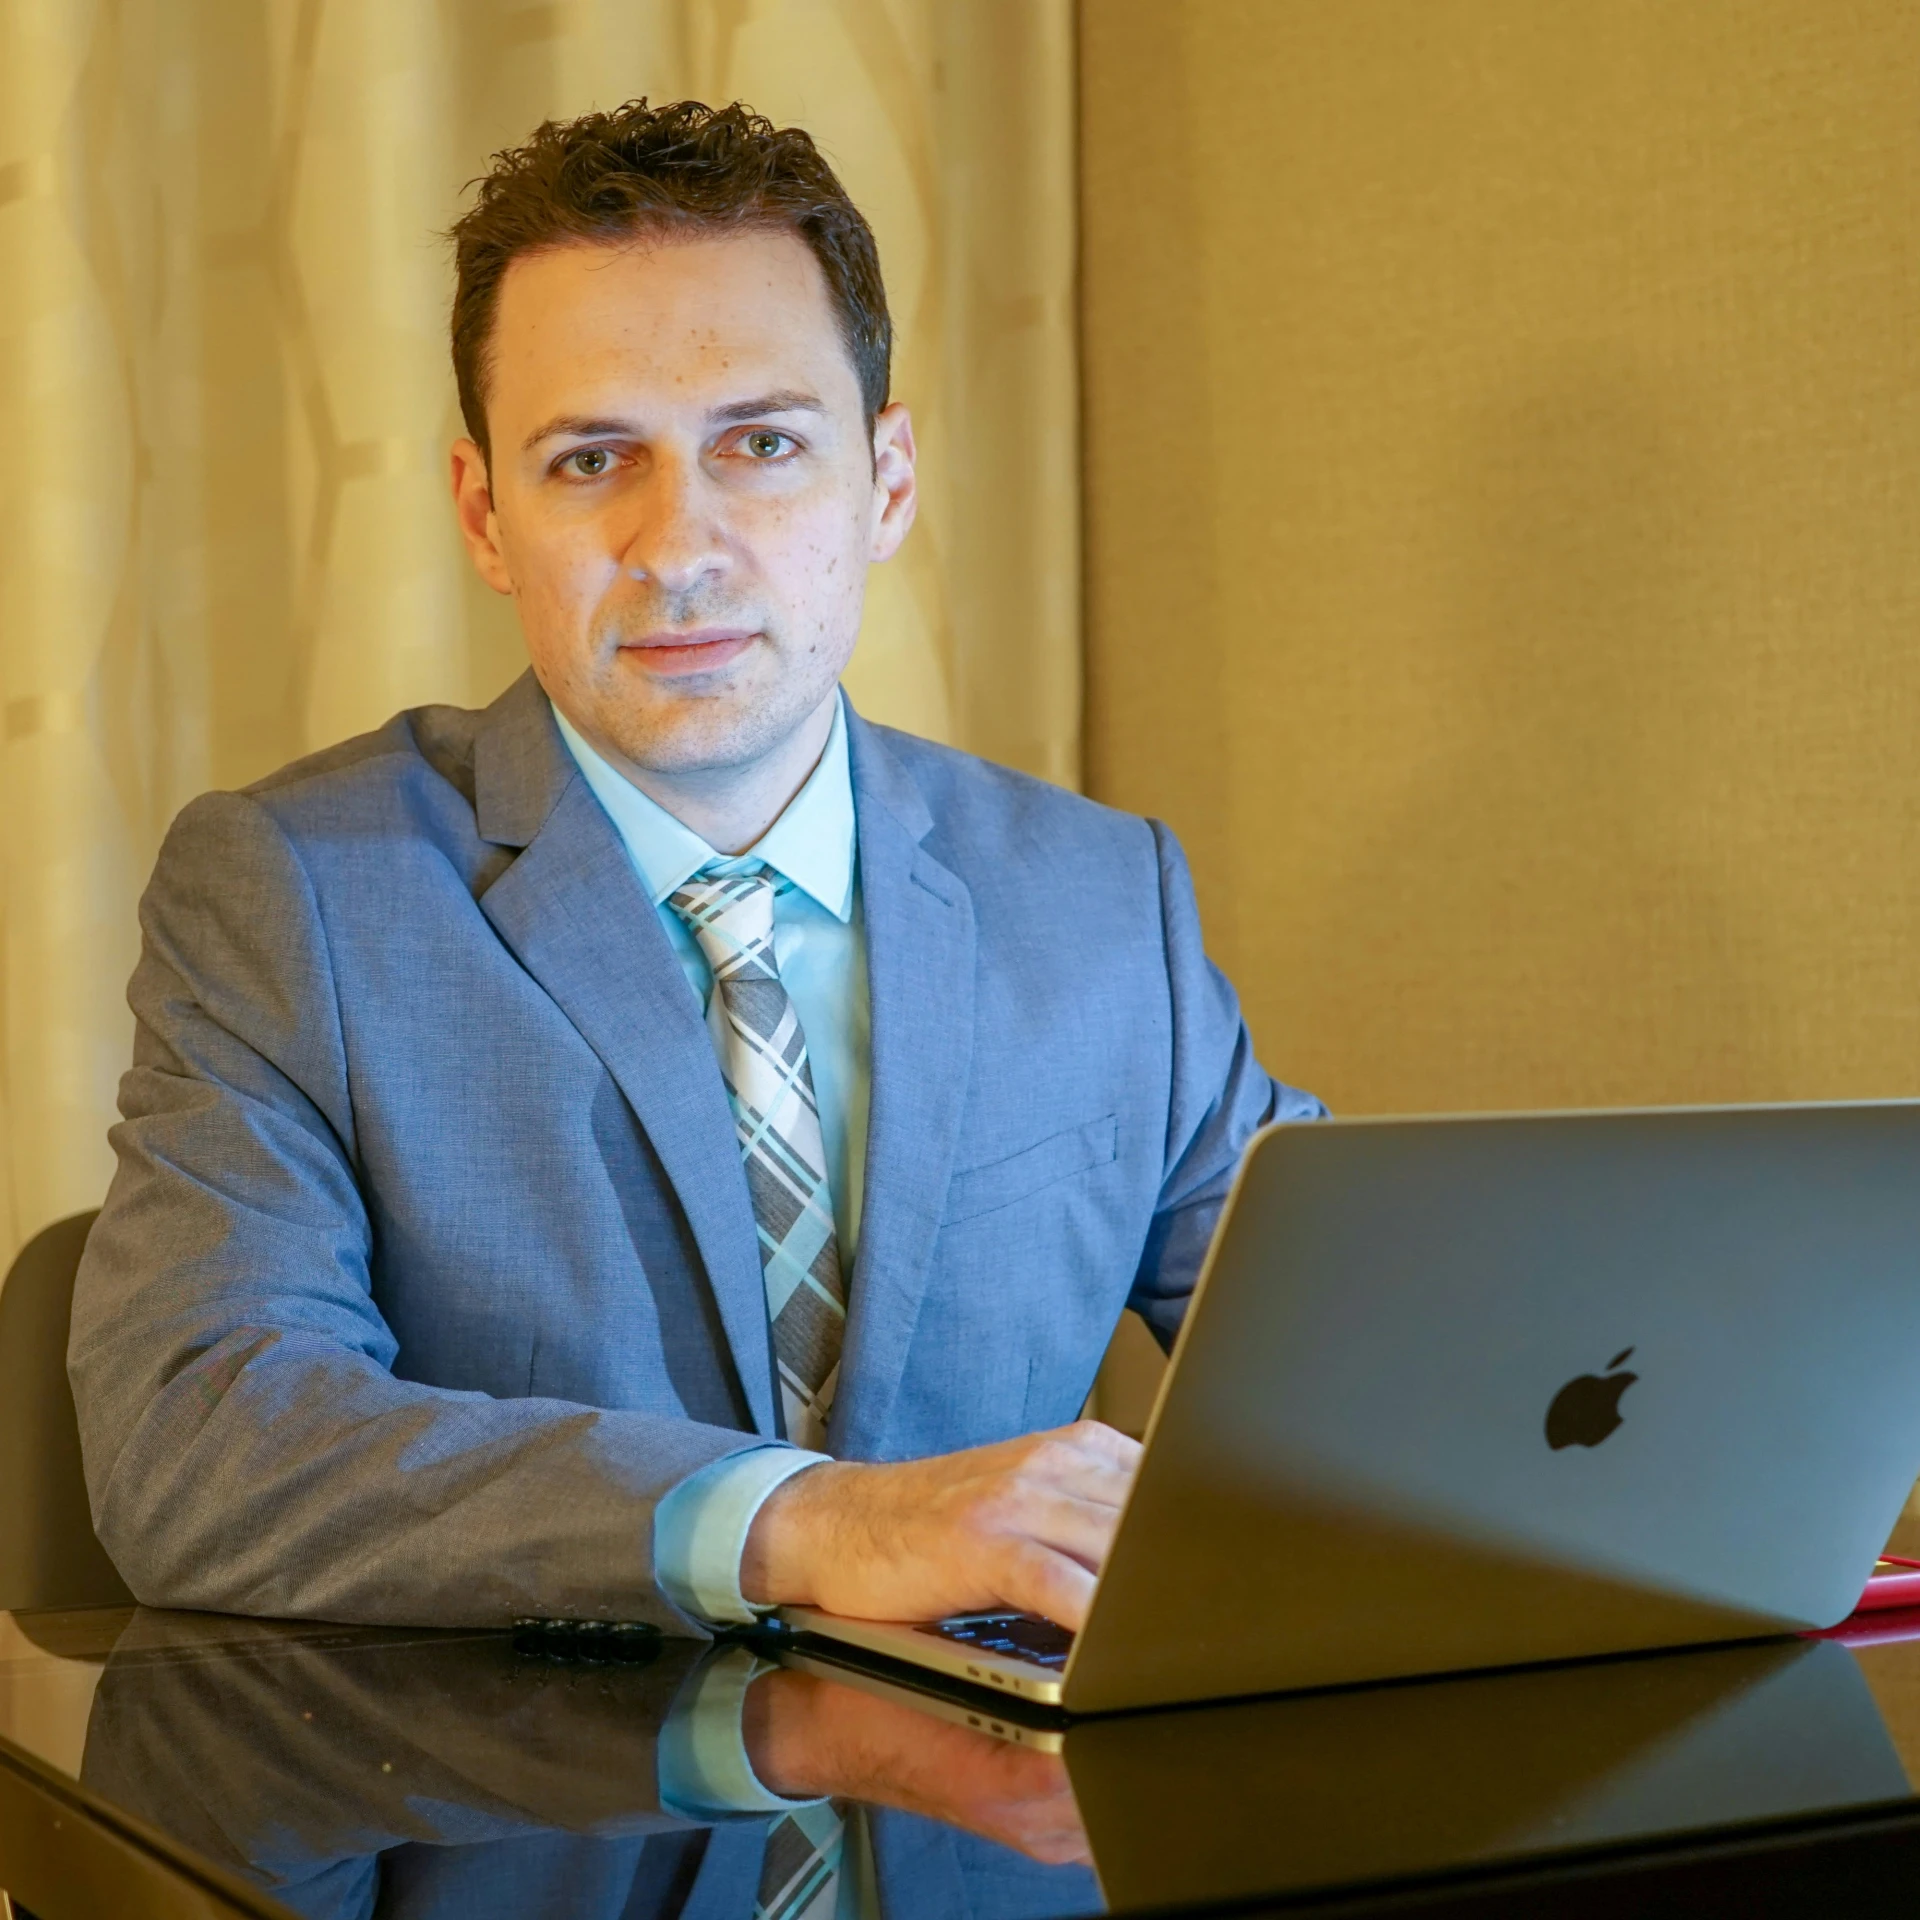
<box><xmin>742</xmin><ymin>430</ymin><xmax>793</xmax><ymax>459</ymax></box>
<box><xmin>565</xmin><ymin>448</ymin><xmax>612</xmax><ymax>477</ymax></box>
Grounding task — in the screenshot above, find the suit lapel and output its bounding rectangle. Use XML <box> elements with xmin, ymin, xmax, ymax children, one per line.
<box><xmin>471</xmin><ymin>676</ymin><xmax>776</xmax><ymax>1437</ymax></box>
<box><xmin>832</xmin><ymin>713</ymin><xmax>977</xmax><ymax>1459</ymax></box>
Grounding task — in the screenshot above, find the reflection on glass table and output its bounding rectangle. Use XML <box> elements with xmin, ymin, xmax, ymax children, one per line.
<box><xmin>18</xmin><ymin>1608</ymin><xmax>1097</xmax><ymax>1920</ymax></box>
<box><xmin>4</xmin><ymin>1604</ymin><xmax>1920</xmax><ymax>1918</ymax></box>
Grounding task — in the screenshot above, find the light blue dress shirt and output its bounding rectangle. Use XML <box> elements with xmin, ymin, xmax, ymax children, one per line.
<box><xmin>552</xmin><ymin>696</ymin><xmax>867</xmax><ymax>1627</ymax></box>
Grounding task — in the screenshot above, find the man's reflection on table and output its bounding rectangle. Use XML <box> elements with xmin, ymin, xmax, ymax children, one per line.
<box><xmin>79</xmin><ymin>1610</ymin><xmax>1096</xmax><ymax>1920</ymax></box>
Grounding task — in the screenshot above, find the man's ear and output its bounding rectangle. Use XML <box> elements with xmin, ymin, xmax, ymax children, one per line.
<box><xmin>869</xmin><ymin>403</ymin><xmax>918</xmax><ymax>563</ymax></box>
<box><xmin>450</xmin><ymin>438</ymin><xmax>515</xmax><ymax>595</ymax></box>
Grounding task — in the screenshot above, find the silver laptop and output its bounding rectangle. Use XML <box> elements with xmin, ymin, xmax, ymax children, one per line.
<box><xmin>778</xmin><ymin>1101</ymin><xmax>1920</xmax><ymax>1714</ymax></box>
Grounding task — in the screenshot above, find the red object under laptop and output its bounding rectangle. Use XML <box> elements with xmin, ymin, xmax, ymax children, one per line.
<box><xmin>1856</xmin><ymin>1556</ymin><xmax>1920</xmax><ymax>1612</ymax></box>
<box><xmin>1801</xmin><ymin>1557</ymin><xmax>1920</xmax><ymax>1647</ymax></box>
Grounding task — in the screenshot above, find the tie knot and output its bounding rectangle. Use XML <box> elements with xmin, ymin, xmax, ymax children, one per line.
<box><xmin>667</xmin><ymin>863</ymin><xmax>780</xmax><ymax>980</ymax></box>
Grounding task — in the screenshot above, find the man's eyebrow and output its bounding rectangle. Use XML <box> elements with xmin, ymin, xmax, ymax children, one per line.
<box><xmin>708</xmin><ymin>390</ymin><xmax>826</xmax><ymax>424</ymax></box>
<box><xmin>520</xmin><ymin>392</ymin><xmax>828</xmax><ymax>454</ymax></box>
<box><xmin>521</xmin><ymin>414</ymin><xmax>633</xmax><ymax>453</ymax></box>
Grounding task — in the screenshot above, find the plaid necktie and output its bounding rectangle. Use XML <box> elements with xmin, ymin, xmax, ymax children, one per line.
<box><xmin>755</xmin><ymin>1798</ymin><xmax>847</xmax><ymax>1920</ymax></box>
<box><xmin>670</xmin><ymin>869</ymin><xmax>849</xmax><ymax>1917</ymax></box>
<box><xmin>667</xmin><ymin>863</ymin><xmax>847</xmax><ymax>1451</ymax></box>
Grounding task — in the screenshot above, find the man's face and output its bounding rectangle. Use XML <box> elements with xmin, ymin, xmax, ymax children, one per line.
<box><xmin>452</xmin><ymin>229</ymin><xmax>914</xmax><ymax>777</ymax></box>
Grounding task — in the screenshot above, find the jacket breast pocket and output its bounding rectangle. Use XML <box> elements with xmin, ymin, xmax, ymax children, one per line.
<box><xmin>943</xmin><ymin>1115</ymin><xmax>1119</xmax><ymax>1225</ymax></box>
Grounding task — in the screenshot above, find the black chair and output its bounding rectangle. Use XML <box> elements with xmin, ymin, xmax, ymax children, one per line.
<box><xmin>0</xmin><ymin>1212</ymin><xmax>134</xmax><ymax>1610</ymax></box>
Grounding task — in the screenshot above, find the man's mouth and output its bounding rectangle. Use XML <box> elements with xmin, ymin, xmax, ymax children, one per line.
<box><xmin>618</xmin><ymin>628</ymin><xmax>757</xmax><ymax>676</ymax></box>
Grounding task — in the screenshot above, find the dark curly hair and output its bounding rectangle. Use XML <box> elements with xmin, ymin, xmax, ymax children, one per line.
<box><xmin>448</xmin><ymin>98</ymin><xmax>891</xmax><ymax>460</ymax></box>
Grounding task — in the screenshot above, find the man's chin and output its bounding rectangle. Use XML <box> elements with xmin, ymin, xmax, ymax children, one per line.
<box><xmin>591</xmin><ymin>688</ymin><xmax>815</xmax><ymax>780</ymax></box>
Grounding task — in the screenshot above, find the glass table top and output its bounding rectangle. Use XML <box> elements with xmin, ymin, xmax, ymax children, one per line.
<box><xmin>6</xmin><ymin>1597</ymin><xmax>1920</xmax><ymax>1919</ymax></box>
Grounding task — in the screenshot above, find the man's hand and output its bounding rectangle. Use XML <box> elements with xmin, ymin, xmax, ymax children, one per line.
<box><xmin>745</xmin><ymin>1667</ymin><xmax>1089</xmax><ymax>1865</ymax></box>
<box><xmin>740</xmin><ymin>1419</ymin><xmax>1141</xmax><ymax>1630</ymax></box>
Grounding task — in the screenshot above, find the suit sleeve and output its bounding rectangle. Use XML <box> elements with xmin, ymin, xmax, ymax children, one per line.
<box><xmin>1127</xmin><ymin>820</ymin><xmax>1327</xmax><ymax>1350</ymax></box>
<box><xmin>69</xmin><ymin>791</ymin><xmax>768</xmax><ymax>1631</ymax></box>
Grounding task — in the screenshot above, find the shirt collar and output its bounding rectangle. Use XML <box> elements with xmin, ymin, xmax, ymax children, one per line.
<box><xmin>551</xmin><ymin>692</ymin><xmax>857</xmax><ymax>923</ymax></box>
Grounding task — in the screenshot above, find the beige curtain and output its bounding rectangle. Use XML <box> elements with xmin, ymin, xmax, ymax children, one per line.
<box><xmin>0</xmin><ymin>0</ymin><xmax>1079</xmax><ymax>1258</ymax></box>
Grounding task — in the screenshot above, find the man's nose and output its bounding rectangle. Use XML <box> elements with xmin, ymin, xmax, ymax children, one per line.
<box><xmin>619</xmin><ymin>454</ymin><xmax>729</xmax><ymax>595</ymax></box>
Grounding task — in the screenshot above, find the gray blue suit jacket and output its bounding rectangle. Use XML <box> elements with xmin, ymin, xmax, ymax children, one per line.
<box><xmin>69</xmin><ymin>671</ymin><xmax>1321</xmax><ymax>1629</ymax></box>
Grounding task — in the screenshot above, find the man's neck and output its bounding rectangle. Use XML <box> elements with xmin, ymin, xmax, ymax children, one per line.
<box><xmin>583</xmin><ymin>691</ymin><xmax>839</xmax><ymax>855</ymax></box>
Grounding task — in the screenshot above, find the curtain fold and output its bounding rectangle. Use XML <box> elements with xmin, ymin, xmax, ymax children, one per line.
<box><xmin>0</xmin><ymin>0</ymin><xmax>1078</xmax><ymax>1255</ymax></box>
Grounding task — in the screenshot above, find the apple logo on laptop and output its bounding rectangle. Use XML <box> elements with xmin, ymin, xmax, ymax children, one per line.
<box><xmin>1545</xmin><ymin>1348</ymin><xmax>1638</xmax><ymax>1450</ymax></box>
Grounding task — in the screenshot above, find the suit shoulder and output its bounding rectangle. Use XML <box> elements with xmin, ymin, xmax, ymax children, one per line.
<box><xmin>156</xmin><ymin>700</ymin><xmax>502</xmax><ymax>905</ymax></box>
<box><xmin>865</xmin><ymin>721</ymin><xmax>1151</xmax><ymax>856</ymax></box>
<box><xmin>241</xmin><ymin>702</ymin><xmax>484</xmax><ymax>819</ymax></box>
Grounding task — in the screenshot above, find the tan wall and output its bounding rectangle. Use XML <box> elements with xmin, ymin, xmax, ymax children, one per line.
<box><xmin>1081</xmin><ymin>1</ymin><xmax>1920</xmax><ymax>1124</ymax></box>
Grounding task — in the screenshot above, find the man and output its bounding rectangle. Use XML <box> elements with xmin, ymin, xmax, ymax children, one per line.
<box><xmin>70</xmin><ymin>99</ymin><xmax>1321</xmax><ymax>1643</ymax></box>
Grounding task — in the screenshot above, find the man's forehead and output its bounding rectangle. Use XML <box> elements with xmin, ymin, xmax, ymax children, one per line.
<box><xmin>488</xmin><ymin>229</ymin><xmax>851</xmax><ymax>412</ymax></box>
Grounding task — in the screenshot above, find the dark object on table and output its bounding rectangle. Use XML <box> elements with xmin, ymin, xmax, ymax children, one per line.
<box><xmin>511</xmin><ymin>1617</ymin><xmax>664</xmax><ymax>1665</ymax></box>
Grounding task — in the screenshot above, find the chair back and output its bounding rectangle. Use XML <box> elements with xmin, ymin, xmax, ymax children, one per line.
<box><xmin>0</xmin><ymin>1212</ymin><xmax>135</xmax><ymax>1609</ymax></box>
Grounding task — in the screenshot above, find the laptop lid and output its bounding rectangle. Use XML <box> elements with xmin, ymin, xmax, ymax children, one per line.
<box><xmin>1063</xmin><ymin>1102</ymin><xmax>1920</xmax><ymax>1712</ymax></box>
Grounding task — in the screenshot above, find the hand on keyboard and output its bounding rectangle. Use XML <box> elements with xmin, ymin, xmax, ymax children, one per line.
<box><xmin>741</xmin><ymin>1419</ymin><xmax>1140</xmax><ymax>1631</ymax></box>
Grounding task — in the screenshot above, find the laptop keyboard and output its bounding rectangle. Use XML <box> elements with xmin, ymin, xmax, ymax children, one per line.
<box><xmin>915</xmin><ymin>1612</ymin><xmax>1075</xmax><ymax>1670</ymax></box>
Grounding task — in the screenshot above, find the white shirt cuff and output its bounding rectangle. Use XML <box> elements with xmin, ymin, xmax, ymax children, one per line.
<box><xmin>653</xmin><ymin>1443</ymin><xmax>831</xmax><ymax>1626</ymax></box>
<box><xmin>658</xmin><ymin>1645</ymin><xmax>823</xmax><ymax>1816</ymax></box>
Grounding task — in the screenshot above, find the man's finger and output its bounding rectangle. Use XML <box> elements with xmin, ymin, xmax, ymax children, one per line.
<box><xmin>1032</xmin><ymin>1419</ymin><xmax>1144</xmax><ymax>1472</ymax></box>
<box><xmin>996</xmin><ymin>1538</ymin><xmax>1100</xmax><ymax>1631</ymax></box>
<box><xmin>1010</xmin><ymin>1436</ymin><xmax>1142</xmax><ymax>1510</ymax></box>
<box><xmin>997</xmin><ymin>1486</ymin><xmax>1125</xmax><ymax>1574</ymax></box>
